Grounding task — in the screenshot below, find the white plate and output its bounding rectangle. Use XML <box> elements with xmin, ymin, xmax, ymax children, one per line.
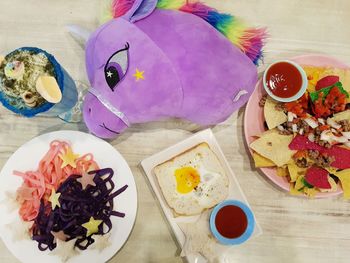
<box><xmin>140</xmin><ymin>129</ymin><xmax>262</xmax><ymax>263</ymax></box>
<box><xmin>0</xmin><ymin>130</ymin><xmax>137</xmax><ymax>263</ymax></box>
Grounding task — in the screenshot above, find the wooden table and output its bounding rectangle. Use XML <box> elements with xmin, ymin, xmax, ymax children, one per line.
<box><xmin>1</xmin><ymin>0</ymin><xmax>350</xmax><ymax>262</ymax></box>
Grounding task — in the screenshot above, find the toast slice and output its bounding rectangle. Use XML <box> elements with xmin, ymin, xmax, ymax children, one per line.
<box><xmin>154</xmin><ymin>143</ymin><xmax>229</xmax><ymax>216</ymax></box>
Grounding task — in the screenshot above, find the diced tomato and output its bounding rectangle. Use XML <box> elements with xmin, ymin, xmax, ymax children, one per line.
<box><xmin>293</xmin><ymin>150</ymin><xmax>307</xmax><ymax>159</ymax></box>
<box><xmin>324</xmin><ymin>87</ymin><xmax>347</xmax><ymax>113</ymax></box>
<box><xmin>319</xmin><ymin>125</ymin><xmax>330</xmax><ymax>131</ymax></box>
<box><xmin>313</xmin><ymin>95</ymin><xmax>330</xmax><ymax>117</ymax></box>
<box><xmin>312</xmin><ymin>86</ymin><xmax>346</xmax><ymax>117</ymax></box>
<box><xmin>285</xmin><ymin>93</ymin><xmax>309</xmax><ymax>117</ymax></box>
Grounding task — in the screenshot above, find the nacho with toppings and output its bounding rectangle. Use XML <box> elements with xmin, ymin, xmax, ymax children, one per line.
<box><xmin>251</xmin><ymin>65</ymin><xmax>350</xmax><ymax>198</ymax></box>
<box><xmin>250</xmin><ymin>129</ymin><xmax>295</xmax><ymax>167</ymax></box>
<box><xmin>264</xmin><ymin>96</ymin><xmax>288</xmax><ymax>129</ymax></box>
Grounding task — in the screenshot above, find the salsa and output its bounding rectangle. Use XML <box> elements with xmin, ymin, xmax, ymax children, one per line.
<box><xmin>265</xmin><ymin>62</ymin><xmax>303</xmax><ymax>98</ymax></box>
<box><xmin>215</xmin><ymin>205</ymin><xmax>247</xmax><ymax>239</ymax></box>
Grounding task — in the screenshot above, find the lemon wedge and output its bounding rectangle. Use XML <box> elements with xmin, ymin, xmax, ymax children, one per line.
<box><xmin>36</xmin><ymin>75</ymin><xmax>62</xmax><ymax>103</ymax></box>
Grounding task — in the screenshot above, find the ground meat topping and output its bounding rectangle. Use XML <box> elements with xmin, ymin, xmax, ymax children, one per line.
<box><xmin>314</xmin><ymin>127</ymin><xmax>321</xmax><ymax>136</ymax></box>
<box><xmin>314</xmin><ymin>138</ymin><xmax>332</xmax><ymax>148</ymax></box>
<box><xmin>278</xmin><ymin>129</ymin><xmax>293</xmax><ymax>135</ymax></box>
<box><xmin>311</xmin><ymin>125</ymin><xmax>333</xmax><ymax>148</ymax></box>
<box><xmin>299</xmin><ymin>120</ymin><xmax>310</xmax><ymax>133</ymax></box>
<box><xmin>259</xmin><ymin>94</ymin><xmax>267</xmax><ymax>107</ymax></box>
<box><xmin>294</xmin><ymin>157</ymin><xmax>311</xmax><ymax>168</ymax></box>
<box><xmin>307</xmin><ymin>150</ymin><xmax>335</xmax><ymax>167</ymax></box>
<box><xmin>275</xmin><ymin>103</ymin><xmax>285</xmax><ymax>111</ymax></box>
<box><xmin>278</xmin><ymin>119</ymin><xmax>310</xmax><ymax>135</ymax></box>
<box><xmin>308</xmin><ymin>150</ymin><xmax>319</xmax><ymax>159</ymax></box>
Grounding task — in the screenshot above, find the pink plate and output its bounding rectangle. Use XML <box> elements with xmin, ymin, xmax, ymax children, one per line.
<box><xmin>244</xmin><ymin>54</ymin><xmax>350</xmax><ymax>198</ymax></box>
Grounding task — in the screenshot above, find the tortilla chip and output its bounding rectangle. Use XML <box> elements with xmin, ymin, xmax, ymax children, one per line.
<box><xmin>303</xmin><ymin>187</ymin><xmax>317</xmax><ymax>198</ymax></box>
<box><xmin>294</xmin><ymin>175</ymin><xmax>305</xmax><ymax>191</ymax></box>
<box><xmin>318</xmin><ymin>67</ymin><xmax>342</xmax><ymax>79</ymax></box>
<box><xmin>325</xmin><ymin>147</ymin><xmax>350</xmax><ymax>170</ymax></box>
<box><xmin>264</xmin><ymin>96</ymin><xmax>287</xmax><ymax>129</ymax></box>
<box><xmin>325</xmin><ymin>167</ymin><xmax>338</xmax><ymax>174</ymax></box>
<box><xmin>277</xmin><ymin>166</ymin><xmax>289</xmax><ymax>177</ymax></box>
<box><xmin>250</xmin><ymin>129</ymin><xmax>296</xmax><ymax>167</ymax></box>
<box><xmin>302</xmin><ymin>65</ymin><xmax>323</xmax><ymax>92</ymax></box>
<box><xmin>252</xmin><ymin>152</ymin><xmax>276</xmax><ymax>167</ymax></box>
<box><xmin>290</xmin><ymin>183</ymin><xmax>302</xmax><ymax>196</ymax></box>
<box><xmin>330</xmin><ymin>109</ymin><xmax>350</xmax><ymax>123</ymax></box>
<box><xmin>253</xmin><ymin>131</ymin><xmax>282</xmax><ymax>139</ymax></box>
<box><xmin>334</xmin><ymin>169</ymin><xmax>350</xmax><ymax>199</ymax></box>
<box><xmin>288</xmin><ymin>162</ymin><xmax>307</xmax><ymax>182</ymax></box>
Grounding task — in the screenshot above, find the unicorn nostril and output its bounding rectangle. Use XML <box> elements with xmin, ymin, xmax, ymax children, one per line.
<box><xmin>88</xmin><ymin>108</ymin><xmax>92</xmax><ymax>114</ymax></box>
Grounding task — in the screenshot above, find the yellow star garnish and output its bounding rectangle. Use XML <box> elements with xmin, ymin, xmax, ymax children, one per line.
<box><xmin>133</xmin><ymin>68</ymin><xmax>144</xmax><ymax>81</ymax></box>
<box><xmin>59</xmin><ymin>147</ymin><xmax>79</xmax><ymax>168</ymax></box>
<box><xmin>82</xmin><ymin>217</ymin><xmax>103</xmax><ymax>236</ymax></box>
<box><xmin>49</xmin><ymin>188</ymin><xmax>61</xmax><ymax>210</ymax></box>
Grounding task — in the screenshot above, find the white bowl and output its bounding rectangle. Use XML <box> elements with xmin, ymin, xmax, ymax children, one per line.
<box><xmin>263</xmin><ymin>60</ymin><xmax>308</xmax><ymax>102</ymax></box>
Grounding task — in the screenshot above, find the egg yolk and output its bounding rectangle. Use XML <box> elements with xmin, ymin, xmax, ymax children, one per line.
<box><xmin>174</xmin><ymin>167</ymin><xmax>200</xmax><ymax>194</ymax></box>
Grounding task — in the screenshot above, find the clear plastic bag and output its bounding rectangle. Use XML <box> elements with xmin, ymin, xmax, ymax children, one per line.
<box><xmin>179</xmin><ymin>210</ymin><xmax>229</xmax><ymax>262</ymax></box>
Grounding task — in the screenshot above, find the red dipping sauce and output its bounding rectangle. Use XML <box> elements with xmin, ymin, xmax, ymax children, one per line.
<box><xmin>265</xmin><ymin>62</ymin><xmax>303</xmax><ymax>98</ymax></box>
<box><xmin>215</xmin><ymin>205</ymin><xmax>248</xmax><ymax>239</ymax></box>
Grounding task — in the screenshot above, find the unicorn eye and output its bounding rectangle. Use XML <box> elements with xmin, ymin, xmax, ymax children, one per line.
<box><xmin>104</xmin><ymin>43</ymin><xmax>129</xmax><ymax>91</ymax></box>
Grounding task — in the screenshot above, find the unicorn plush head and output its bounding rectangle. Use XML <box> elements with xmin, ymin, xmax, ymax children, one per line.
<box><xmin>72</xmin><ymin>0</ymin><xmax>266</xmax><ymax>139</ymax></box>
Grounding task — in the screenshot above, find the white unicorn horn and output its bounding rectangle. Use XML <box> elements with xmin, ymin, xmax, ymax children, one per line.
<box><xmin>66</xmin><ymin>24</ymin><xmax>92</xmax><ymax>48</ymax></box>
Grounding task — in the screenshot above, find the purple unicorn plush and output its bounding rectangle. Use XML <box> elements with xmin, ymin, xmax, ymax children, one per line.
<box><xmin>70</xmin><ymin>0</ymin><xmax>266</xmax><ymax>139</ymax></box>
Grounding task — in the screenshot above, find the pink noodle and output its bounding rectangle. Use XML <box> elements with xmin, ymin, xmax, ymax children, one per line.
<box><xmin>14</xmin><ymin>141</ymin><xmax>99</xmax><ymax>221</ymax></box>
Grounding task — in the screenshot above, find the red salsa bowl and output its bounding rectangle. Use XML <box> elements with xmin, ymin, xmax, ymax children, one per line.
<box><xmin>263</xmin><ymin>60</ymin><xmax>308</xmax><ymax>102</ymax></box>
<box><xmin>209</xmin><ymin>200</ymin><xmax>255</xmax><ymax>245</ymax></box>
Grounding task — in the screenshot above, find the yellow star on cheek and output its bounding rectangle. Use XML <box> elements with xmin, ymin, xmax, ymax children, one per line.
<box><xmin>133</xmin><ymin>68</ymin><xmax>144</xmax><ymax>81</ymax></box>
<box><xmin>82</xmin><ymin>217</ymin><xmax>103</xmax><ymax>237</ymax></box>
<box><xmin>59</xmin><ymin>147</ymin><xmax>79</xmax><ymax>168</ymax></box>
<box><xmin>49</xmin><ymin>188</ymin><xmax>61</xmax><ymax>210</ymax></box>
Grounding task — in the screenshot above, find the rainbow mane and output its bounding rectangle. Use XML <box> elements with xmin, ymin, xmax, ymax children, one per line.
<box><xmin>101</xmin><ymin>0</ymin><xmax>267</xmax><ymax>65</ymax></box>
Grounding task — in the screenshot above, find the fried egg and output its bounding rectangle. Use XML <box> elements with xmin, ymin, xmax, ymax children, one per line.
<box><xmin>154</xmin><ymin>143</ymin><xmax>229</xmax><ymax>216</ymax></box>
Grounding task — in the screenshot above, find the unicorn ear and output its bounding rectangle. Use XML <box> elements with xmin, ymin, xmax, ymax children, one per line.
<box><xmin>123</xmin><ymin>0</ymin><xmax>157</xmax><ymax>23</ymax></box>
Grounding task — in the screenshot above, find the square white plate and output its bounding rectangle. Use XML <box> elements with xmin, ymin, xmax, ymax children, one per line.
<box><xmin>140</xmin><ymin>129</ymin><xmax>262</xmax><ymax>262</ymax></box>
